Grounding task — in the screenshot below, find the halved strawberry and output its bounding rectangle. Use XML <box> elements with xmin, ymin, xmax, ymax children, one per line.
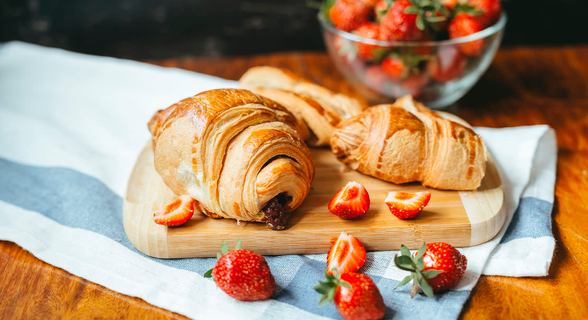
<box><xmin>327</xmin><ymin>231</ymin><xmax>367</xmax><ymax>275</ymax></box>
<box><xmin>328</xmin><ymin>181</ymin><xmax>370</xmax><ymax>219</ymax></box>
<box><xmin>385</xmin><ymin>191</ymin><xmax>431</xmax><ymax>219</ymax></box>
<box><xmin>153</xmin><ymin>195</ymin><xmax>194</xmax><ymax>226</ymax></box>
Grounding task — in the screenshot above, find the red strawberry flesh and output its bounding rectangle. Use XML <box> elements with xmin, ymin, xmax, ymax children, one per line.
<box><xmin>385</xmin><ymin>191</ymin><xmax>431</xmax><ymax>219</ymax></box>
<box><xmin>328</xmin><ymin>181</ymin><xmax>370</xmax><ymax>219</ymax></box>
<box><xmin>327</xmin><ymin>231</ymin><xmax>367</xmax><ymax>275</ymax></box>
<box><xmin>153</xmin><ymin>195</ymin><xmax>194</xmax><ymax>226</ymax></box>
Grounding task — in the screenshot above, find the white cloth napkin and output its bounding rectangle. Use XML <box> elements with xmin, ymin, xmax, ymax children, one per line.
<box><xmin>0</xmin><ymin>42</ymin><xmax>556</xmax><ymax>320</ymax></box>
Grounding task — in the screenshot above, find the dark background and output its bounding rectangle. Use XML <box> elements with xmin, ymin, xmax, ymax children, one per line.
<box><xmin>2</xmin><ymin>0</ymin><xmax>588</xmax><ymax>59</ymax></box>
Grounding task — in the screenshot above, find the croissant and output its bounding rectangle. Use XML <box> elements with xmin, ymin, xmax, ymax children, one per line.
<box><xmin>148</xmin><ymin>89</ymin><xmax>315</xmax><ymax>230</ymax></box>
<box><xmin>331</xmin><ymin>96</ymin><xmax>486</xmax><ymax>190</ymax></box>
<box><xmin>239</xmin><ymin>66</ymin><xmax>365</xmax><ymax>146</ymax></box>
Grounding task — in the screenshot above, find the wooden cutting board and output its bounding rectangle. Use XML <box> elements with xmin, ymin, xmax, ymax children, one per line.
<box><xmin>123</xmin><ymin>115</ymin><xmax>505</xmax><ymax>259</ymax></box>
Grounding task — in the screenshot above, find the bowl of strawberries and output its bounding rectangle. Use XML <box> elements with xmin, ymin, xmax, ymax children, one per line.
<box><xmin>319</xmin><ymin>0</ymin><xmax>506</xmax><ymax>109</ymax></box>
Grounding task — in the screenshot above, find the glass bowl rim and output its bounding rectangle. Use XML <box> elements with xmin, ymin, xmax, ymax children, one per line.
<box><xmin>318</xmin><ymin>11</ymin><xmax>507</xmax><ymax>47</ymax></box>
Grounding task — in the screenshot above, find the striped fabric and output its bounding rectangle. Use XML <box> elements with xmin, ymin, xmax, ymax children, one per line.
<box><xmin>0</xmin><ymin>42</ymin><xmax>556</xmax><ymax>320</ymax></box>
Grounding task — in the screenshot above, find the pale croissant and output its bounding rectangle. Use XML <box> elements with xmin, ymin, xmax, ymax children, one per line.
<box><xmin>239</xmin><ymin>66</ymin><xmax>365</xmax><ymax>146</ymax></box>
<box><xmin>331</xmin><ymin>96</ymin><xmax>486</xmax><ymax>190</ymax></box>
<box><xmin>148</xmin><ymin>89</ymin><xmax>315</xmax><ymax>230</ymax></box>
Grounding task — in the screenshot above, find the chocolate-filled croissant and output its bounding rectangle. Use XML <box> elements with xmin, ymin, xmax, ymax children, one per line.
<box><xmin>148</xmin><ymin>89</ymin><xmax>315</xmax><ymax>230</ymax></box>
<box><xmin>331</xmin><ymin>96</ymin><xmax>486</xmax><ymax>190</ymax></box>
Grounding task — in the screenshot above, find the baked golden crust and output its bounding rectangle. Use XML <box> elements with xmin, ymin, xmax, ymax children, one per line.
<box><xmin>331</xmin><ymin>96</ymin><xmax>486</xmax><ymax>190</ymax></box>
<box><xmin>149</xmin><ymin>88</ymin><xmax>315</xmax><ymax>229</ymax></box>
<box><xmin>239</xmin><ymin>66</ymin><xmax>366</xmax><ymax>146</ymax></box>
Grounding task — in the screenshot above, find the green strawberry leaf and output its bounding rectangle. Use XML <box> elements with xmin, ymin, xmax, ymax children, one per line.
<box><xmin>404</xmin><ymin>6</ymin><xmax>419</xmax><ymax>14</ymax></box>
<box><xmin>415</xmin><ymin>242</ymin><xmax>427</xmax><ymax>270</ymax></box>
<box><xmin>221</xmin><ymin>240</ymin><xmax>229</xmax><ymax>255</ymax></box>
<box><xmin>216</xmin><ymin>252</ymin><xmax>221</xmax><ymax>259</ymax></box>
<box><xmin>400</xmin><ymin>244</ymin><xmax>412</xmax><ymax>257</ymax></box>
<box><xmin>425</xmin><ymin>15</ymin><xmax>447</xmax><ymax>22</ymax></box>
<box><xmin>314</xmin><ymin>284</ymin><xmax>328</xmax><ymax>294</ymax></box>
<box><xmin>422</xmin><ymin>269</ymin><xmax>443</xmax><ymax>279</ymax></box>
<box><xmin>340</xmin><ymin>280</ymin><xmax>352</xmax><ymax>289</ymax></box>
<box><xmin>419</xmin><ymin>277</ymin><xmax>435</xmax><ymax>298</ymax></box>
<box><xmin>318</xmin><ymin>293</ymin><xmax>330</xmax><ymax>307</ymax></box>
<box><xmin>416</xmin><ymin>15</ymin><xmax>426</xmax><ymax>30</ymax></box>
<box><xmin>394</xmin><ymin>275</ymin><xmax>413</xmax><ymax>290</ymax></box>
<box><xmin>315</xmin><ymin>269</ymin><xmax>347</xmax><ymax>307</ymax></box>
<box><xmin>415</xmin><ymin>268</ymin><xmax>424</xmax><ymax>282</ymax></box>
<box><xmin>395</xmin><ymin>254</ymin><xmax>416</xmax><ymax>271</ymax></box>
<box><xmin>203</xmin><ymin>268</ymin><xmax>213</xmax><ymax>278</ymax></box>
<box><xmin>235</xmin><ymin>239</ymin><xmax>242</xmax><ymax>250</ymax></box>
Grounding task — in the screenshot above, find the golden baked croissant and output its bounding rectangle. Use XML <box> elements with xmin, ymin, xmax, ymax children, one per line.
<box><xmin>331</xmin><ymin>96</ymin><xmax>486</xmax><ymax>190</ymax></box>
<box><xmin>239</xmin><ymin>66</ymin><xmax>365</xmax><ymax>146</ymax></box>
<box><xmin>148</xmin><ymin>89</ymin><xmax>315</xmax><ymax>230</ymax></box>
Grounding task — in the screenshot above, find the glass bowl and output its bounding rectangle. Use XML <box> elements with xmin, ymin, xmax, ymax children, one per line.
<box><xmin>319</xmin><ymin>12</ymin><xmax>507</xmax><ymax>109</ymax></box>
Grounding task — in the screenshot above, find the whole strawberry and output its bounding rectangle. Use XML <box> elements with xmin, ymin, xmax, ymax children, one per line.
<box><xmin>419</xmin><ymin>242</ymin><xmax>468</xmax><ymax>292</ymax></box>
<box><xmin>381</xmin><ymin>56</ymin><xmax>406</xmax><ymax>81</ymax></box>
<box><xmin>394</xmin><ymin>242</ymin><xmax>467</xmax><ymax>298</ymax></box>
<box><xmin>204</xmin><ymin>241</ymin><xmax>275</xmax><ymax>301</ymax></box>
<box><xmin>354</xmin><ymin>22</ymin><xmax>382</xmax><ymax>60</ymax></box>
<box><xmin>468</xmin><ymin>0</ymin><xmax>501</xmax><ymax>28</ymax></box>
<box><xmin>449</xmin><ymin>13</ymin><xmax>484</xmax><ymax>56</ymax></box>
<box><xmin>330</xmin><ymin>0</ymin><xmax>372</xmax><ymax>32</ymax></box>
<box><xmin>379</xmin><ymin>0</ymin><xmax>423</xmax><ymax>41</ymax></box>
<box><xmin>315</xmin><ymin>270</ymin><xmax>386</xmax><ymax>320</ymax></box>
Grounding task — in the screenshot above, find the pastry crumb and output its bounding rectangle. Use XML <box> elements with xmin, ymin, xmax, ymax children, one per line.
<box><xmin>237</xmin><ymin>220</ymin><xmax>241</xmax><ymax>226</ymax></box>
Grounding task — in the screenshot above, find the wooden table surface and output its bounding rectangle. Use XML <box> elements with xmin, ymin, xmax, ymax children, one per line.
<box><xmin>2</xmin><ymin>46</ymin><xmax>588</xmax><ymax>319</ymax></box>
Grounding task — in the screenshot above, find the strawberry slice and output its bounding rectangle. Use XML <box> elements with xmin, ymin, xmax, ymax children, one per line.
<box><xmin>153</xmin><ymin>195</ymin><xmax>194</xmax><ymax>226</ymax></box>
<box><xmin>327</xmin><ymin>231</ymin><xmax>367</xmax><ymax>275</ymax></box>
<box><xmin>385</xmin><ymin>191</ymin><xmax>431</xmax><ymax>219</ymax></box>
<box><xmin>328</xmin><ymin>181</ymin><xmax>370</xmax><ymax>219</ymax></box>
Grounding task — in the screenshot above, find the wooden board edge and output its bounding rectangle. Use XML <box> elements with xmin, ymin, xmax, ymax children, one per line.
<box><xmin>123</xmin><ymin>141</ymin><xmax>171</xmax><ymax>259</ymax></box>
<box><xmin>459</xmin><ymin>153</ymin><xmax>506</xmax><ymax>246</ymax></box>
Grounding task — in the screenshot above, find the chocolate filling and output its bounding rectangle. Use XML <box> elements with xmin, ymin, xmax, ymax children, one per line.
<box><xmin>262</xmin><ymin>192</ymin><xmax>293</xmax><ymax>230</ymax></box>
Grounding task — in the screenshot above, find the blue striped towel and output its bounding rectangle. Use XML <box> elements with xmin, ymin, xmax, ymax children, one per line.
<box><xmin>0</xmin><ymin>42</ymin><xmax>556</xmax><ymax>320</ymax></box>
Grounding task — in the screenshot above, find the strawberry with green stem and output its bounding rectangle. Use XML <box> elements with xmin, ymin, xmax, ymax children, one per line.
<box><xmin>378</xmin><ymin>0</ymin><xmax>452</xmax><ymax>42</ymax></box>
<box><xmin>448</xmin><ymin>3</ymin><xmax>485</xmax><ymax>56</ymax></box>
<box><xmin>394</xmin><ymin>242</ymin><xmax>467</xmax><ymax>298</ymax></box>
<box><xmin>315</xmin><ymin>269</ymin><xmax>386</xmax><ymax>320</ymax></box>
<box><xmin>204</xmin><ymin>240</ymin><xmax>276</xmax><ymax>301</ymax></box>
